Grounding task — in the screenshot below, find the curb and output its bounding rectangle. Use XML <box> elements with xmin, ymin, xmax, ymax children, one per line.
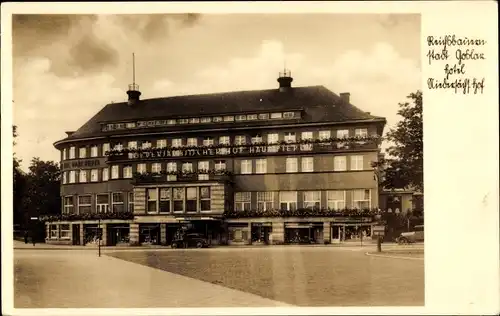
<box><xmin>364</xmin><ymin>251</ymin><xmax>424</xmax><ymax>261</ymax></box>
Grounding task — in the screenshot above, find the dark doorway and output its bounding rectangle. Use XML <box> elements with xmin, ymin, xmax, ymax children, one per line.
<box><xmin>72</xmin><ymin>224</ymin><xmax>80</xmax><ymax>245</ymax></box>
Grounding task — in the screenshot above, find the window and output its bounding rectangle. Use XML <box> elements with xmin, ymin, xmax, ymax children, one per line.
<box><xmin>198</xmin><ymin>161</ymin><xmax>209</xmax><ymax>180</ymax></box>
<box><xmin>91</xmin><ymin>169</ymin><xmax>99</xmax><ymax>182</ymax></box>
<box><xmin>69</xmin><ymin>170</ymin><xmax>76</xmax><ymax>183</ymax></box>
<box><xmin>301</xmin><ymin>131</ymin><xmax>313</xmax><ymax>141</ymax></box>
<box><xmin>79</xmin><ymin>147</ymin><xmax>87</xmax><ymax>158</ymax></box>
<box><xmin>159</xmin><ymin>188</ymin><xmax>171</xmax><ymax>213</ymax></box>
<box><xmin>327</xmin><ymin>191</ymin><xmax>346</xmax><ymax>210</ymax></box>
<box><xmin>63</xmin><ymin>196</ymin><xmax>74</xmax><ymax>214</ymax></box>
<box><xmin>102</xmin><ymin>143</ymin><xmax>110</xmax><ymax>155</ymax></box>
<box><xmin>90</xmin><ymin>146</ymin><xmax>98</xmax><ymax>157</ymax></box>
<box><xmin>247</xmin><ymin>114</ymin><xmax>258</xmax><ymax>120</ymax></box>
<box><xmin>96</xmin><ymin>194</ymin><xmax>109</xmax><ymax>213</ymax></box>
<box><xmin>115</xmin><ymin>123</ymin><xmax>125</xmax><ymax>129</ymax></box>
<box><xmin>283</xmin><ymin>112</ymin><xmax>295</xmax><ymax>119</ymax></box>
<box><xmin>178</xmin><ymin>118</ymin><xmax>189</xmax><ymax>124</ymax></box>
<box><xmin>167</xmin><ymin>162</ymin><xmax>177</xmax><ymax>172</ymax></box>
<box><xmin>187</xmin><ymin>138</ymin><xmax>198</xmax><ymax>147</ymax></box>
<box><xmin>137</xmin><ymin>163</ymin><xmax>147</xmax><ymax>174</ymax></box>
<box><xmin>219</xmin><ymin>136</ymin><xmax>230</xmax><ymax>145</ymax></box>
<box><xmin>189</xmin><ymin>117</ymin><xmax>200</xmax><ymax>124</ymax></box>
<box><xmin>156</xmin><ymin>139</ymin><xmax>167</xmax><ymax>148</ymax></box>
<box><xmin>334</xmin><ymin>156</ymin><xmax>347</xmax><ymax>171</ymax></box>
<box><xmin>235</xmin><ymin>192</ymin><xmax>251</xmax><ymax>211</ymax></box>
<box><xmin>128</xmin><ymin>192</ymin><xmax>135</xmax><ymax>212</ymax></box>
<box><xmin>258</xmin><ymin>113</ymin><xmax>269</xmax><ymax>120</ymax></box>
<box><xmin>201</xmin><ymin>117</ymin><xmax>211</xmax><ymax>123</ymax></box>
<box><xmin>60</xmin><ymin>224</ymin><xmax>70</xmax><ymax>239</ymax></box>
<box><xmin>62</xmin><ymin>172</ymin><xmax>67</xmax><ymax>184</ymax></box>
<box><xmin>301</xmin><ymin>157</ymin><xmax>314</xmax><ymax>172</ymax></box>
<box><xmin>78</xmin><ymin>195</ymin><xmax>92</xmax><ymax>214</ymax></box>
<box><xmin>173</xmin><ymin>188</ymin><xmax>185</xmax><ymax>212</ymax></box>
<box><xmin>102</xmin><ymin>168</ymin><xmax>109</xmax><ymax>181</ymax></box>
<box><xmin>200</xmin><ymin>187</ymin><xmax>211</xmax><ymax>211</ymax></box>
<box><xmin>113</xmin><ymin>143</ymin><xmax>123</xmax><ymax>151</ymax></box>
<box><xmin>50</xmin><ymin>224</ymin><xmax>58</xmax><ymax>239</ymax></box>
<box><xmin>223</xmin><ymin>116</ymin><xmax>234</xmax><ymax>122</ymax></box>
<box><xmin>203</xmin><ymin>137</ymin><xmax>214</xmax><ymax>146</ymax></box>
<box><xmin>111</xmin><ymin>165</ymin><xmax>120</xmax><ymax>179</ymax></box>
<box><xmin>141</xmin><ymin>141</ymin><xmax>152</xmax><ymax>149</ymax></box>
<box><xmin>355</xmin><ymin>128</ymin><xmax>368</xmax><ymax>138</ymax></box>
<box><xmin>127</xmin><ymin>142</ymin><xmax>137</xmax><ymax>158</ymax></box>
<box><xmin>235</xmin><ymin>135</ymin><xmax>246</xmax><ymax>145</ymax></box>
<box><xmin>286</xmin><ymin>157</ymin><xmax>298</xmax><ymax>173</ymax></box>
<box><xmin>270</xmin><ymin>112</ymin><xmax>282</xmax><ymax>119</ymax></box>
<box><xmin>62</xmin><ymin>148</ymin><xmax>67</xmax><ymax>160</ymax></box>
<box><xmin>147</xmin><ymin>189</ymin><xmax>157</xmax><ymax>213</ymax></box>
<box><xmin>215</xmin><ymin>160</ymin><xmax>226</xmax><ymax>171</ymax></box>
<box><xmin>182</xmin><ymin>162</ymin><xmax>193</xmax><ymax>173</ymax></box>
<box><xmin>69</xmin><ymin>146</ymin><xmax>76</xmax><ymax>159</ymax></box>
<box><xmin>112</xmin><ymin>193</ymin><xmax>124</xmax><ymax>212</ymax></box>
<box><xmin>123</xmin><ymin>166</ymin><xmax>133</xmax><ymax>178</ymax></box>
<box><xmin>350</xmin><ymin>155</ymin><xmax>364</xmax><ymax>170</ymax></box>
<box><xmin>241</xmin><ymin>160</ymin><xmax>252</xmax><ymax>174</ymax></box>
<box><xmin>353</xmin><ymin>189</ymin><xmax>371</xmax><ymax>209</ymax></box>
<box><xmin>79</xmin><ymin>170</ymin><xmax>88</xmax><ymax>183</ymax></box>
<box><xmin>172</xmin><ymin>138</ymin><xmax>183</xmax><ymax>148</ymax></box>
<box><xmin>251</xmin><ymin>134</ymin><xmax>263</xmax><ymax>144</ymax></box>
<box><xmin>337</xmin><ymin>129</ymin><xmax>349</xmax><ymax>139</ymax></box>
<box><xmin>256</xmin><ymin>159</ymin><xmax>267</xmax><ymax>174</ymax></box>
<box><xmin>152</xmin><ymin>163</ymin><xmax>162</xmax><ymax>173</ymax></box>
<box><xmin>213</xmin><ymin>116</ymin><xmax>223</xmax><ymax>123</ymax></box>
<box><xmin>267</xmin><ymin>133</ymin><xmax>279</xmax><ymax>144</ymax></box>
<box><xmin>319</xmin><ymin>130</ymin><xmax>331</xmax><ymax>140</ymax></box>
<box><xmin>236</xmin><ymin>115</ymin><xmax>246</xmax><ymax>121</ymax></box>
<box><xmin>303</xmin><ymin>191</ymin><xmax>321</xmax><ymax>209</ymax></box>
<box><xmin>279</xmin><ymin>191</ymin><xmax>297</xmax><ymax>211</ymax></box>
<box><xmin>257</xmin><ymin>192</ymin><xmax>273</xmax><ymax>211</ymax></box>
<box><xmin>284</xmin><ymin>132</ymin><xmax>296</xmax><ymax>143</ymax></box>
<box><xmin>186</xmin><ymin>187</ymin><xmax>197</xmax><ymax>212</ymax></box>
<box><xmin>126</xmin><ymin>122</ymin><xmax>136</xmax><ymax>129</ymax></box>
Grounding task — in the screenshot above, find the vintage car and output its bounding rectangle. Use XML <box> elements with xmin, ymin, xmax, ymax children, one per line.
<box><xmin>396</xmin><ymin>225</ymin><xmax>424</xmax><ymax>244</ymax></box>
<box><xmin>171</xmin><ymin>233</ymin><xmax>209</xmax><ymax>249</ymax></box>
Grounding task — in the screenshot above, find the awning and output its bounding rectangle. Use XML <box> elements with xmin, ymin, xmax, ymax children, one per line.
<box><xmin>285</xmin><ymin>223</ymin><xmax>313</xmax><ymax>229</ymax></box>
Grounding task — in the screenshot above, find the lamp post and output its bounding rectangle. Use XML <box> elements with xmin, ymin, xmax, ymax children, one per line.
<box><xmin>98</xmin><ymin>217</ymin><xmax>101</xmax><ymax>257</ymax></box>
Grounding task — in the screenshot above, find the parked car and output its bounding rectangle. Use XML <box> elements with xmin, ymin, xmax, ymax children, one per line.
<box><xmin>171</xmin><ymin>233</ymin><xmax>209</xmax><ymax>249</ymax></box>
<box><xmin>396</xmin><ymin>225</ymin><xmax>424</xmax><ymax>244</ymax></box>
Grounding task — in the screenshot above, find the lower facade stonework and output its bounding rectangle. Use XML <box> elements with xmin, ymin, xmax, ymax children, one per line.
<box><xmin>45</xmin><ymin>216</ymin><xmax>377</xmax><ymax>246</ymax></box>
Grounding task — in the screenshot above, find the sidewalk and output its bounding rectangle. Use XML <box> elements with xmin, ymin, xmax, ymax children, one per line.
<box><xmin>14</xmin><ymin>248</ymin><xmax>292</xmax><ymax>308</ymax></box>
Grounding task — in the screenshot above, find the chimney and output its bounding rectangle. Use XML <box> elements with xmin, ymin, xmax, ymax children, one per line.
<box><xmin>340</xmin><ymin>92</ymin><xmax>350</xmax><ymax>103</ymax></box>
<box><xmin>65</xmin><ymin>131</ymin><xmax>75</xmax><ymax>137</ymax></box>
<box><xmin>277</xmin><ymin>69</ymin><xmax>293</xmax><ymax>92</ymax></box>
<box><xmin>127</xmin><ymin>84</ymin><xmax>141</xmax><ymax>106</ymax></box>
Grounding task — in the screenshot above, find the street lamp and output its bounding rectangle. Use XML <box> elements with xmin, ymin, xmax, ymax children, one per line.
<box><xmin>98</xmin><ymin>217</ymin><xmax>101</xmax><ymax>257</ymax></box>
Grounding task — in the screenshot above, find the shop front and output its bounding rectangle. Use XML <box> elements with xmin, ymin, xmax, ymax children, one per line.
<box><xmin>284</xmin><ymin>222</ymin><xmax>323</xmax><ymax>244</ymax></box>
<box><xmin>139</xmin><ymin>223</ymin><xmax>161</xmax><ymax>245</ymax></box>
<box><xmin>227</xmin><ymin>223</ymin><xmax>250</xmax><ymax>245</ymax></box>
<box><xmin>330</xmin><ymin>217</ymin><xmax>374</xmax><ymax>244</ymax></box>
<box><xmin>250</xmin><ymin>222</ymin><xmax>272</xmax><ymax>245</ymax></box>
<box><xmin>107</xmin><ymin>223</ymin><xmax>130</xmax><ymax>246</ymax></box>
<box><xmin>174</xmin><ymin>217</ymin><xmax>224</xmax><ymax>246</ymax></box>
<box><xmin>83</xmin><ymin>224</ymin><xmax>102</xmax><ymax>246</ymax></box>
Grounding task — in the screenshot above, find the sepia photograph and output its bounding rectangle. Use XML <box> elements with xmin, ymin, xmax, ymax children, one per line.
<box><xmin>2</xmin><ymin>2</ymin><xmax>498</xmax><ymax>315</ymax></box>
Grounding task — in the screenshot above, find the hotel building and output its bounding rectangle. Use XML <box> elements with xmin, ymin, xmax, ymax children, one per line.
<box><xmin>46</xmin><ymin>71</ymin><xmax>386</xmax><ymax>246</ymax></box>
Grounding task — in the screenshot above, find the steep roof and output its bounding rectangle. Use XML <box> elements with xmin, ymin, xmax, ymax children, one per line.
<box><xmin>56</xmin><ymin>85</ymin><xmax>385</xmax><ymax>146</ymax></box>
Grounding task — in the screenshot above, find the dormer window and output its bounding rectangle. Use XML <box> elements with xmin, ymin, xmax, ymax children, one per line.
<box><xmin>126</xmin><ymin>122</ymin><xmax>136</xmax><ymax>129</ymax></box>
<box><xmin>283</xmin><ymin>112</ymin><xmax>295</xmax><ymax>119</ymax></box>
<box><xmin>141</xmin><ymin>141</ymin><xmax>152</xmax><ymax>149</ymax></box>
<box><xmin>251</xmin><ymin>134</ymin><xmax>263</xmax><ymax>144</ymax></box>
<box><xmin>235</xmin><ymin>115</ymin><xmax>246</xmax><ymax>121</ymax></box>
<box><xmin>223</xmin><ymin>116</ymin><xmax>235</xmax><ymax>122</ymax></box>
<box><xmin>189</xmin><ymin>118</ymin><xmax>200</xmax><ymax>124</ymax></box>
<box><xmin>178</xmin><ymin>118</ymin><xmax>189</xmax><ymax>124</ymax></box>
<box><xmin>213</xmin><ymin>116</ymin><xmax>223</xmax><ymax>123</ymax></box>
<box><xmin>247</xmin><ymin>114</ymin><xmax>258</xmax><ymax>120</ymax></box>
<box><xmin>147</xmin><ymin>121</ymin><xmax>155</xmax><ymax>127</ymax></box>
<box><xmin>106</xmin><ymin>124</ymin><xmax>115</xmax><ymax>130</ymax></box>
<box><xmin>270</xmin><ymin>113</ymin><xmax>282</xmax><ymax>119</ymax></box>
<box><xmin>201</xmin><ymin>117</ymin><xmax>211</xmax><ymax>123</ymax></box>
<box><xmin>258</xmin><ymin>113</ymin><xmax>269</xmax><ymax>120</ymax></box>
<box><xmin>167</xmin><ymin>119</ymin><xmax>176</xmax><ymax>125</ymax></box>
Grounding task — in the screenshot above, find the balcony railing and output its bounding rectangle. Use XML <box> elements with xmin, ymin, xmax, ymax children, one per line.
<box><xmin>132</xmin><ymin>171</ymin><xmax>233</xmax><ymax>185</ymax></box>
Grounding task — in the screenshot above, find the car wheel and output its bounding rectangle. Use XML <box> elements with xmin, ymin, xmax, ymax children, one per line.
<box><xmin>171</xmin><ymin>242</ymin><xmax>178</xmax><ymax>249</ymax></box>
<box><xmin>196</xmin><ymin>241</ymin><xmax>203</xmax><ymax>248</ymax></box>
<box><xmin>398</xmin><ymin>237</ymin><xmax>408</xmax><ymax>245</ymax></box>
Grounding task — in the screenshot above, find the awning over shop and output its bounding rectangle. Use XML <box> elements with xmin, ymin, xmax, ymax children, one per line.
<box><xmin>285</xmin><ymin>223</ymin><xmax>313</xmax><ymax>229</ymax></box>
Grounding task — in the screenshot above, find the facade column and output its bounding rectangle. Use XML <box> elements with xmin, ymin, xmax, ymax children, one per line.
<box><xmin>79</xmin><ymin>222</ymin><xmax>84</xmax><ymax>245</ymax></box>
<box><xmin>69</xmin><ymin>224</ymin><xmax>73</xmax><ymax>244</ymax></box>
<box><xmin>130</xmin><ymin>223</ymin><xmax>139</xmax><ymax>245</ymax></box>
<box><xmin>247</xmin><ymin>222</ymin><xmax>252</xmax><ymax>245</ymax></box>
<box><xmin>271</xmin><ymin>222</ymin><xmax>285</xmax><ymax>244</ymax></box>
<box><xmin>101</xmin><ymin>223</ymin><xmax>108</xmax><ymax>246</ymax></box>
<box><xmin>160</xmin><ymin>223</ymin><xmax>167</xmax><ymax>245</ymax></box>
<box><xmin>323</xmin><ymin>222</ymin><xmax>331</xmax><ymax>243</ymax></box>
<box><xmin>46</xmin><ymin>223</ymin><xmax>50</xmax><ymax>241</ymax></box>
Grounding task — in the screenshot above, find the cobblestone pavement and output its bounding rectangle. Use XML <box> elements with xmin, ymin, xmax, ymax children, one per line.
<box><xmin>14</xmin><ymin>249</ymin><xmax>292</xmax><ymax>308</ymax></box>
<box><xmin>108</xmin><ymin>246</ymin><xmax>425</xmax><ymax>306</ymax></box>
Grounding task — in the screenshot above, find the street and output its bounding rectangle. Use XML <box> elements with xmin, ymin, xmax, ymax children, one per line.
<box><xmin>14</xmin><ymin>244</ymin><xmax>424</xmax><ymax>308</ymax></box>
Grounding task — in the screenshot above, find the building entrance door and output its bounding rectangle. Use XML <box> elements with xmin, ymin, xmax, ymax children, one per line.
<box><xmin>72</xmin><ymin>224</ymin><xmax>80</xmax><ymax>245</ymax></box>
<box><xmin>331</xmin><ymin>225</ymin><xmax>344</xmax><ymax>243</ymax></box>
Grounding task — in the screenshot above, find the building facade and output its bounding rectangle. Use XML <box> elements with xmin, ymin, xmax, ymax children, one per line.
<box><xmin>45</xmin><ymin>71</ymin><xmax>386</xmax><ymax>246</ymax></box>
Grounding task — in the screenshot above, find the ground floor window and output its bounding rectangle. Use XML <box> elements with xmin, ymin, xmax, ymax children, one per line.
<box><xmin>50</xmin><ymin>224</ymin><xmax>58</xmax><ymax>239</ymax></box>
<box><xmin>228</xmin><ymin>225</ymin><xmax>249</xmax><ymax>243</ymax></box>
<box><xmin>284</xmin><ymin>224</ymin><xmax>317</xmax><ymax>244</ymax></box>
<box><xmin>251</xmin><ymin>224</ymin><xmax>272</xmax><ymax>244</ymax></box>
<box><xmin>84</xmin><ymin>226</ymin><xmax>102</xmax><ymax>245</ymax></box>
<box><xmin>108</xmin><ymin>225</ymin><xmax>130</xmax><ymax>245</ymax></box>
<box><xmin>60</xmin><ymin>224</ymin><xmax>71</xmax><ymax>239</ymax></box>
<box><xmin>331</xmin><ymin>225</ymin><xmax>372</xmax><ymax>242</ymax></box>
<box><xmin>139</xmin><ymin>224</ymin><xmax>160</xmax><ymax>245</ymax></box>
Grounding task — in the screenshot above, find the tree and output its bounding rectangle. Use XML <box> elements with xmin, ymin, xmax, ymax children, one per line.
<box><xmin>374</xmin><ymin>91</ymin><xmax>423</xmax><ymax>192</ymax></box>
<box><xmin>13</xmin><ymin>125</ymin><xmax>27</xmax><ymax>227</ymax></box>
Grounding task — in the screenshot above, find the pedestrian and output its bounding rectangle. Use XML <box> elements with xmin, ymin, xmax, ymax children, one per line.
<box><xmin>24</xmin><ymin>231</ymin><xmax>29</xmax><ymax>244</ymax></box>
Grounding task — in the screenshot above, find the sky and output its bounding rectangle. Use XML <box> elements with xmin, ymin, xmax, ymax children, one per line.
<box><xmin>12</xmin><ymin>13</ymin><xmax>421</xmax><ymax>171</ymax></box>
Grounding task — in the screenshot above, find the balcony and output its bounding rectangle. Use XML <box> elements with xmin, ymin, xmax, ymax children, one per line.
<box><xmin>132</xmin><ymin>172</ymin><xmax>233</xmax><ymax>185</ymax></box>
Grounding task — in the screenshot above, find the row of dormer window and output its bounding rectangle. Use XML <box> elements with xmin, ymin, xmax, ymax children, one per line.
<box><xmin>102</xmin><ymin>111</ymin><xmax>301</xmax><ymax>132</ymax></box>
<box><xmin>61</xmin><ymin>155</ymin><xmax>367</xmax><ymax>184</ymax></box>
<box><xmin>62</xmin><ymin>128</ymin><xmax>371</xmax><ymax>160</ymax></box>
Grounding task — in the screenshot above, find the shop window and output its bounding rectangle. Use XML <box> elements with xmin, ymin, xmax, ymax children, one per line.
<box><xmin>173</xmin><ymin>188</ymin><xmax>185</xmax><ymax>213</ymax></box>
<box><xmin>235</xmin><ymin>192</ymin><xmax>251</xmax><ymax>211</ymax></box>
<box><xmin>327</xmin><ymin>190</ymin><xmax>346</xmax><ymax>210</ymax></box>
<box><xmin>112</xmin><ymin>193</ymin><xmax>124</xmax><ymax>212</ymax></box>
<box><xmin>50</xmin><ymin>224</ymin><xmax>58</xmax><ymax>239</ymax></box>
<box><xmin>147</xmin><ymin>188</ymin><xmax>158</xmax><ymax>213</ymax></box>
<box><xmin>303</xmin><ymin>191</ymin><xmax>321</xmax><ymax>209</ymax></box>
<box><xmin>200</xmin><ymin>187</ymin><xmax>211</xmax><ymax>211</ymax></box>
<box><xmin>257</xmin><ymin>192</ymin><xmax>273</xmax><ymax>211</ymax></box>
<box><xmin>113</xmin><ymin>143</ymin><xmax>123</xmax><ymax>151</ymax></box>
<box><xmin>186</xmin><ymin>187</ymin><xmax>197</xmax><ymax>213</ymax></box>
<box><xmin>78</xmin><ymin>195</ymin><xmax>92</xmax><ymax>214</ymax></box>
<box><xmin>96</xmin><ymin>194</ymin><xmax>109</xmax><ymax>213</ymax></box>
<box><xmin>353</xmin><ymin>189</ymin><xmax>371</xmax><ymax>209</ymax></box>
<box><xmin>60</xmin><ymin>224</ymin><xmax>70</xmax><ymax>239</ymax></box>
<box><xmin>159</xmin><ymin>188</ymin><xmax>171</xmax><ymax>213</ymax></box>
<box><xmin>279</xmin><ymin>191</ymin><xmax>297</xmax><ymax>211</ymax></box>
<box><xmin>63</xmin><ymin>196</ymin><xmax>74</xmax><ymax>214</ymax></box>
